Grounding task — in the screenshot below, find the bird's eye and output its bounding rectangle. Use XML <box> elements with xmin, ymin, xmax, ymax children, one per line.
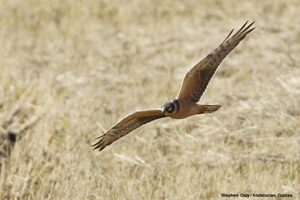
<box><xmin>166</xmin><ymin>103</ymin><xmax>175</xmax><ymax>113</ymax></box>
<box><xmin>162</xmin><ymin>100</ymin><xmax>179</xmax><ymax>116</ymax></box>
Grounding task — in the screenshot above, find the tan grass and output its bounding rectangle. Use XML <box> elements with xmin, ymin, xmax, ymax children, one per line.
<box><xmin>0</xmin><ymin>0</ymin><xmax>300</xmax><ymax>199</ymax></box>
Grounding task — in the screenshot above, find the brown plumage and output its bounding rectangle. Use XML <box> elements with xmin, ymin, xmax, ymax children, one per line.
<box><xmin>93</xmin><ymin>21</ymin><xmax>255</xmax><ymax>151</ymax></box>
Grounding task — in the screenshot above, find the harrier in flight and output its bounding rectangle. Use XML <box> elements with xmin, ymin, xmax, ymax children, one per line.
<box><xmin>93</xmin><ymin>21</ymin><xmax>255</xmax><ymax>151</ymax></box>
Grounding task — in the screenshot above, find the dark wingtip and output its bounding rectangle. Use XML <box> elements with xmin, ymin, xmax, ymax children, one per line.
<box><xmin>92</xmin><ymin>134</ymin><xmax>112</xmax><ymax>151</ymax></box>
<box><xmin>92</xmin><ymin>138</ymin><xmax>104</xmax><ymax>151</ymax></box>
<box><xmin>249</xmin><ymin>21</ymin><xmax>255</xmax><ymax>27</ymax></box>
<box><xmin>91</xmin><ymin>133</ymin><xmax>107</xmax><ymax>151</ymax></box>
<box><xmin>231</xmin><ymin>21</ymin><xmax>255</xmax><ymax>41</ymax></box>
<box><xmin>92</xmin><ymin>142</ymin><xmax>106</xmax><ymax>151</ymax></box>
<box><xmin>222</xmin><ymin>28</ymin><xmax>234</xmax><ymax>43</ymax></box>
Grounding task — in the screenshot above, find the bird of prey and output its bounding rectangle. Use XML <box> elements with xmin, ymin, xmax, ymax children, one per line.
<box><xmin>93</xmin><ymin>21</ymin><xmax>255</xmax><ymax>151</ymax></box>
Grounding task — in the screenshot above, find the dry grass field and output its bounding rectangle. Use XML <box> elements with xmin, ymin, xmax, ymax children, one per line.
<box><xmin>0</xmin><ymin>0</ymin><xmax>300</xmax><ymax>199</ymax></box>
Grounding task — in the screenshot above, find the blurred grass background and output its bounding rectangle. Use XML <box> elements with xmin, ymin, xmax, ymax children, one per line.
<box><xmin>0</xmin><ymin>0</ymin><xmax>300</xmax><ymax>199</ymax></box>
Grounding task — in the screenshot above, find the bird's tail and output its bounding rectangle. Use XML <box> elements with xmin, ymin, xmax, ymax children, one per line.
<box><xmin>203</xmin><ymin>105</ymin><xmax>222</xmax><ymax>113</ymax></box>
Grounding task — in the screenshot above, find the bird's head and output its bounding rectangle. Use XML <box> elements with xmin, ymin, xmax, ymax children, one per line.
<box><xmin>161</xmin><ymin>99</ymin><xmax>180</xmax><ymax>116</ymax></box>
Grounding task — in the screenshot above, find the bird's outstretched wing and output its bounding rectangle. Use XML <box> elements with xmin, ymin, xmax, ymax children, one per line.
<box><xmin>92</xmin><ymin>109</ymin><xmax>166</xmax><ymax>151</ymax></box>
<box><xmin>177</xmin><ymin>21</ymin><xmax>255</xmax><ymax>102</ymax></box>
